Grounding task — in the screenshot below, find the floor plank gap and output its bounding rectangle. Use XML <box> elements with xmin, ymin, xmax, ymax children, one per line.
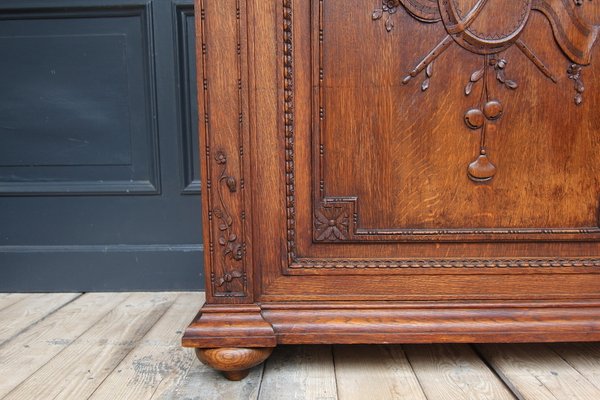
<box><xmin>259</xmin><ymin>345</ymin><xmax>337</xmax><ymax>400</ymax></box>
<box><xmin>477</xmin><ymin>343</ymin><xmax>600</xmax><ymax>400</ymax></box>
<box><xmin>404</xmin><ymin>344</ymin><xmax>517</xmax><ymax>400</ymax></box>
<box><xmin>471</xmin><ymin>344</ymin><xmax>527</xmax><ymax>400</ymax></box>
<box><xmin>334</xmin><ymin>344</ymin><xmax>426</xmax><ymax>400</ymax></box>
<box><xmin>88</xmin><ymin>292</ymin><xmax>204</xmax><ymax>400</ymax></box>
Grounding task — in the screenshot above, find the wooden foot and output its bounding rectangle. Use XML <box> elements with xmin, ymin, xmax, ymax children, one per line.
<box><xmin>195</xmin><ymin>347</ymin><xmax>274</xmax><ymax>381</ymax></box>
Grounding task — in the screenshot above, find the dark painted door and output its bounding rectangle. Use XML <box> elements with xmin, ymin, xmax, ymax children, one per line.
<box><xmin>0</xmin><ymin>0</ymin><xmax>203</xmax><ymax>291</ymax></box>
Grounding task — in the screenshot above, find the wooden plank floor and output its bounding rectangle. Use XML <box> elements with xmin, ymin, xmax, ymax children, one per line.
<box><xmin>1</xmin><ymin>293</ymin><xmax>599</xmax><ymax>400</ymax></box>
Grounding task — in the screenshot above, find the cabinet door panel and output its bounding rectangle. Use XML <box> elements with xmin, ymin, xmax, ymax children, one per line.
<box><xmin>256</xmin><ymin>0</ymin><xmax>600</xmax><ymax>295</ymax></box>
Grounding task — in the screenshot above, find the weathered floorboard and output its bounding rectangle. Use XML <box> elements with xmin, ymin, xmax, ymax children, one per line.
<box><xmin>158</xmin><ymin>361</ymin><xmax>264</xmax><ymax>400</ymax></box>
<box><xmin>2</xmin><ymin>292</ymin><xmax>177</xmax><ymax>400</ymax></box>
<box><xmin>258</xmin><ymin>345</ymin><xmax>338</xmax><ymax>400</ymax></box>
<box><xmin>0</xmin><ymin>293</ymin><xmax>32</xmax><ymax>312</ymax></box>
<box><xmin>151</xmin><ymin>294</ymin><xmax>266</xmax><ymax>400</ymax></box>
<box><xmin>0</xmin><ymin>292</ymin><xmax>129</xmax><ymax>398</ymax></box>
<box><xmin>477</xmin><ymin>343</ymin><xmax>600</xmax><ymax>400</ymax></box>
<box><xmin>1</xmin><ymin>292</ymin><xmax>600</xmax><ymax>400</ymax></box>
<box><xmin>0</xmin><ymin>293</ymin><xmax>81</xmax><ymax>345</ymax></box>
<box><xmin>549</xmin><ymin>342</ymin><xmax>600</xmax><ymax>391</ymax></box>
<box><xmin>334</xmin><ymin>344</ymin><xmax>427</xmax><ymax>400</ymax></box>
<box><xmin>403</xmin><ymin>344</ymin><xmax>516</xmax><ymax>400</ymax></box>
<box><xmin>88</xmin><ymin>292</ymin><xmax>204</xmax><ymax>400</ymax></box>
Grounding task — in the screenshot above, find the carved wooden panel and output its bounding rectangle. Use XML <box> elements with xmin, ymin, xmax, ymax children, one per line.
<box><xmin>197</xmin><ymin>0</ymin><xmax>252</xmax><ymax>300</ymax></box>
<box><xmin>295</xmin><ymin>0</ymin><xmax>600</xmax><ymax>244</ymax></box>
<box><xmin>371</xmin><ymin>0</ymin><xmax>597</xmax><ymax>181</ymax></box>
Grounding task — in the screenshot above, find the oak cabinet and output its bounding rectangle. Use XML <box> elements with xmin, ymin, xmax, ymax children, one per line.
<box><xmin>183</xmin><ymin>0</ymin><xmax>600</xmax><ymax>380</ymax></box>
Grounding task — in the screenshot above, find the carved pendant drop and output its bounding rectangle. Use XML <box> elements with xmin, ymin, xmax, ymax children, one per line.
<box><xmin>468</xmin><ymin>152</ymin><xmax>496</xmax><ymax>182</ymax></box>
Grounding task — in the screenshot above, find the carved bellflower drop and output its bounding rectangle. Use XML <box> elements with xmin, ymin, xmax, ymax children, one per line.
<box><xmin>372</xmin><ymin>0</ymin><xmax>401</xmax><ymax>32</ymax></box>
<box><xmin>567</xmin><ymin>63</ymin><xmax>586</xmax><ymax>105</ymax></box>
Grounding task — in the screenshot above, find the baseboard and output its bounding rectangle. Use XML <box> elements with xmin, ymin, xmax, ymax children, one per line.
<box><xmin>0</xmin><ymin>244</ymin><xmax>205</xmax><ymax>291</ymax></box>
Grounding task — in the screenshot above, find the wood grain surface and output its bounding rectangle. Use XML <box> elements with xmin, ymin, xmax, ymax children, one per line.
<box><xmin>0</xmin><ymin>292</ymin><xmax>128</xmax><ymax>397</ymax></box>
<box><xmin>258</xmin><ymin>345</ymin><xmax>338</xmax><ymax>400</ymax></box>
<box><xmin>88</xmin><ymin>292</ymin><xmax>203</xmax><ymax>400</ymax></box>
<box><xmin>403</xmin><ymin>344</ymin><xmax>516</xmax><ymax>400</ymax></box>
<box><xmin>477</xmin><ymin>343</ymin><xmax>600</xmax><ymax>400</ymax></box>
<box><xmin>2</xmin><ymin>293</ymin><xmax>176</xmax><ymax>400</ymax></box>
<box><xmin>334</xmin><ymin>344</ymin><xmax>427</xmax><ymax>400</ymax></box>
<box><xmin>1</xmin><ymin>293</ymin><xmax>600</xmax><ymax>399</ymax></box>
<box><xmin>0</xmin><ymin>293</ymin><xmax>80</xmax><ymax>346</ymax></box>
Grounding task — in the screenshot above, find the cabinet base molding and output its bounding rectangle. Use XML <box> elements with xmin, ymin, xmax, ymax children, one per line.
<box><xmin>182</xmin><ymin>304</ymin><xmax>277</xmax><ymax>348</ymax></box>
<box><xmin>183</xmin><ymin>300</ymin><xmax>600</xmax><ymax>378</ymax></box>
<box><xmin>262</xmin><ymin>300</ymin><xmax>600</xmax><ymax>344</ymax></box>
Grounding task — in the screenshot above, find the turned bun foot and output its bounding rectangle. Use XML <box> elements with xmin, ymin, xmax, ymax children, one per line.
<box><xmin>195</xmin><ymin>347</ymin><xmax>274</xmax><ymax>381</ymax></box>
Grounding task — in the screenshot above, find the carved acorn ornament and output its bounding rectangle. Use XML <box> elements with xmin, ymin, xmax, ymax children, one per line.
<box><xmin>483</xmin><ymin>100</ymin><xmax>503</xmax><ymax>120</ymax></box>
<box><xmin>465</xmin><ymin>108</ymin><xmax>485</xmax><ymax>130</ymax></box>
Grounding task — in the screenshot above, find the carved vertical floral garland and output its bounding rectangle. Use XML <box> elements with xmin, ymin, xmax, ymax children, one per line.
<box><xmin>212</xmin><ymin>151</ymin><xmax>246</xmax><ymax>293</ymax></box>
<box><xmin>202</xmin><ymin>0</ymin><xmax>248</xmax><ymax>297</ymax></box>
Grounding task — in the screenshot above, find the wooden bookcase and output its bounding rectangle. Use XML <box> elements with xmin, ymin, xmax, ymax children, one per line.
<box><xmin>183</xmin><ymin>0</ymin><xmax>600</xmax><ymax>380</ymax></box>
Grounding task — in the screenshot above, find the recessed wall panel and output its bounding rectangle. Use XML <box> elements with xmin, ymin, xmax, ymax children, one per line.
<box><xmin>0</xmin><ymin>6</ymin><xmax>159</xmax><ymax>195</ymax></box>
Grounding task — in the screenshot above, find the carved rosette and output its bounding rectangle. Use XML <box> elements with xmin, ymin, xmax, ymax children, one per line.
<box><xmin>314</xmin><ymin>206</ymin><xmax>350</xmax><ymax>241</ymax></box>
<box><xmin>372</xmin><ymin>0</ymin><xmax>598</xmax><ymax>182</ymax></box>
<box><xmin>313</xmin><ymin>201</ymin><xmax>357</xmax><ymax>242</ymax></box>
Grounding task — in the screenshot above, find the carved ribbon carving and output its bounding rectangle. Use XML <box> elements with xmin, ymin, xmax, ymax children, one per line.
<box><xmin>373</xmin><ymin>0</ymin><xmax>598</xmax><ymax>182</ymax></box>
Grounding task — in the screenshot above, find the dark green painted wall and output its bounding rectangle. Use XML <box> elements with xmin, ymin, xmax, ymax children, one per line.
<box><xmin>0</xmin><ymin>0</ymin><xmax>204</xmax><ymax>291</ymax></box>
